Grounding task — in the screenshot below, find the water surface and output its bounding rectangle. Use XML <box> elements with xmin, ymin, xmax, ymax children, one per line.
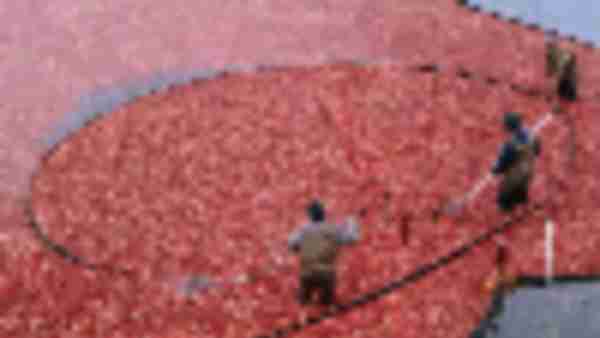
<box><xmin>470</xmin><ymin>0</ymin><xmax>600</xmax><ymax>44</ymax></box>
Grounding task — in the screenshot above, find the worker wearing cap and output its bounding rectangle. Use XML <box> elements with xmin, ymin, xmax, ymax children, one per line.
<box><xmin>491</xmin><ymin>112</ymin><xmax>542</xmax><ymax>213</ymax></box>
<box><xmin>288</xmin><ymin>200</ymin><xmax>360</xmax><ymax>305</ymax></box>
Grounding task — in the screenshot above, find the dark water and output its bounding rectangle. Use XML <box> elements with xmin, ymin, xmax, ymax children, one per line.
<box><xmin>473</xmin><ymin>276</ymin><xmax>600</xmax><ymax>338</ymax></box>
<box><xmin>469</xmin><ymin>0</ymin><xmax>600</xmax><ymax>44</ymax></box>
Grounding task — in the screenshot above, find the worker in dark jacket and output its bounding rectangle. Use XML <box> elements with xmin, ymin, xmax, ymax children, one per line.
<box><xmin>546</xmin><ymin>41</ymin><xmax>578</xmax><ymax>102</ymax></box>
<box><xmin>288</xmin><ymin>200</ymin><xmax>360</xmax><ymax>305</ymax></box>
<box><xmin>491</xmin><ymin>112</ymin><xmax>541</xmax><ymax>213</ymax></box>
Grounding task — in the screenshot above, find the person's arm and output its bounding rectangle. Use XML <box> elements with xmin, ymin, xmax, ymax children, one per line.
<box><xmin>288</xmin><ymin>223</ymin><xmax>309</xmax><ymax>252</ymax></box>
<box><xmin>491</xmin><ymin>143</ymin><xmax>515</xmax><ymax>175</ymax></box>
<box><xmin>336</xmin><ymin>217</ymin><xmax>361</xmax><ymax>245</ymax></box>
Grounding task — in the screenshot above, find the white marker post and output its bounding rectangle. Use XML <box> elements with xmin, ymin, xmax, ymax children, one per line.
<box><xmin>545</xmin><ymin>218</ymin><xmax>555</xmax><ymax>285</ymax></box>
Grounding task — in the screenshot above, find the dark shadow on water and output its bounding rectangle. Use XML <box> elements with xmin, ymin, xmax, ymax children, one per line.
<box><xmin>38</xmin><ymin>54</ymin><xmax>393</xmax><ymax>156</ymax></box>
<box><xmin>38</xmin><ymin>60</ymin><xmax>304</xmax><ymax>150</ymax></box>
<box><xmin>38</xmin><ymin>59</ymin><xmax>378</xmax><ymax>151</ymax></box>
<box><xmin>471</xmin><ymin>274</ymin><xmax>600</xmax><ymax>338</ymax></box>
<box><xmin>39</xmin><ymin>67</ymin><xmax>228</xmax><ymax>149</ymax></box>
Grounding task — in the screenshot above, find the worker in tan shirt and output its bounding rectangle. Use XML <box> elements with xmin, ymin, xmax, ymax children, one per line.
<box><xmin>288</xmin><ymin>200</ymin><xmax>360</xmax><ymax>305</ymax></box>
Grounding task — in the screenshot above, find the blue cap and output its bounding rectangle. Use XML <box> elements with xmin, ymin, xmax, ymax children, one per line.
<box><xmin>504</xmin><ymin>112</ymin><xmax>522</xmax><ymax>131</ymax></box>
<box><xmin>307</xmin><ymin>200</ymin><xmax>326</xmax><ymax>222</ymax></box>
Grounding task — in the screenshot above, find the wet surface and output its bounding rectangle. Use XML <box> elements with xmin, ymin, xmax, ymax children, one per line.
<box><xmin>469</xmin><ymin>0</ymin><xmax>600</xmax><ymax>44</ymax></box>
<box><xmin>474</xmin><ymin>276</ymin><xmax>600</xmax><ymax>338</ymax></box>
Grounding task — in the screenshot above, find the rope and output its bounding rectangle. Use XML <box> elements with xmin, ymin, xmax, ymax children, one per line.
<box><xmin>26</xmin><ymin>61</ymin><xmax>553</xmax><ymax>277</ymax></box>
<box><xmin>24</xmin><ymin>201</ymin><xmax>133</xmax><ymax>275</ymax></box>
<box><xmin>253</xmin><ymin>208</ymin><xmax>535</xmax><ymax>338</ymax></box>
<box><xmin>25</xmin><ymin>59</ymin><xmax>576</xmax><ymax>289</ymax></box>
<box><xmin>24</xmin><ymin>60</ymin><xmax>577</xmax><ymax>338</ymax></box>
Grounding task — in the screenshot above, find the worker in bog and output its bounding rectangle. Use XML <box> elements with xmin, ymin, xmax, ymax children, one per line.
<box><xmin>288</xmin><ymin>200</ymin><xmax>360</xmax><ymax>305</ymax></box>
<box><xmin>546</xmin><ymin>40</ymin><xmax>578</xmax><ymax>103</ymax></box>
<box><xmin>491</xmin><ymin>112</ymin><xmax>541</xmax><ymax>214</ymax></box>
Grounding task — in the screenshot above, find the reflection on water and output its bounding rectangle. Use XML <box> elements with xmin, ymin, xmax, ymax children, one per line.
<box><xmin>469</xmin><ymin>0</ymin><xmax>600</xmax><ymax>44</ymax></box>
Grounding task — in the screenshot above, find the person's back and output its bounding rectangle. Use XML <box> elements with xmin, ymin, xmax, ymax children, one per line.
<box><xmin>288</xmin><ymin>200</ymin><xmax>360</xmax><ymax>305</ymax></box>
<box><xmin>492</xmin><ymin>112</ymin><xmax>541</xmax><ymax>213</ymax></box>
<box><xmin>298</xmin><ymin>222</ymin><xmax>340</xmax><ymax>277</ymax></box>
<box><xmin>503</xmin><ymin>129</ymin><xmax>538</xmax><ymax>187</ymax></box>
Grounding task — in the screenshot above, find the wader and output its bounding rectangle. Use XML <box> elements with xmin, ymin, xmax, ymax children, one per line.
<box><xmin>298</xmin><ymin>226</ymin><xmax>339</xmax><ymax>305</ymax></box>
<box><xmin>498</xmin><ymin>139</ymin><xmax>536</xmax><ymax>212</ymax></box>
